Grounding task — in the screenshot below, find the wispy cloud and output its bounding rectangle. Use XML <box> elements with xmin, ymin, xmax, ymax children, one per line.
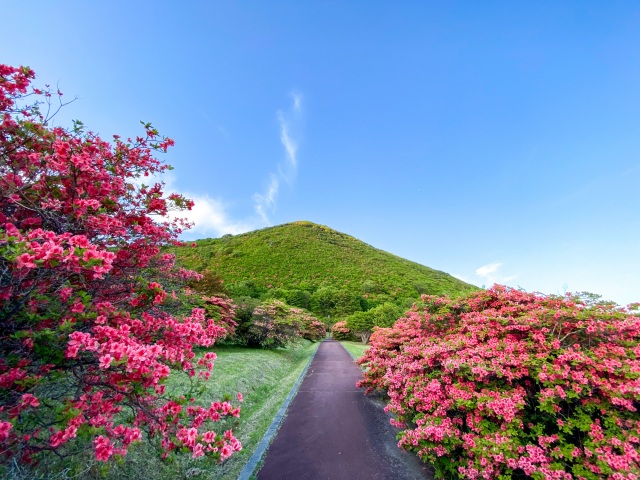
<box><xmin>253</xmin><ymin>174</ymin><xmax>279</xmax><ymax>224</ymax></box>
<box><xmin>278</xmin><ymin>111</ymin><xmax>298</xmax><ymax>168</ymax></box>
<box><xmin>476</xmin><ymin>263</ymin><xmax>502</xmax><ymax>277</ymax></box>
<box><xmin>174</xmin><ymin>193</ymin><xmax>255</xmax><ymax>237</ymax></box>
<box><xmin>146</xmin><ymin>172</ymin><xmax>256</xmax><ymax>238</ymax></box>
<box><xmin>148</xmin><ymin>91</ymin><xmax>305</xmax><ymax>238</ymax></box>
<box><xmin>475</xmin><ymin>262</ymin><xmax>518</xmax><ymax>285</ymax></box>
<box><xmin>253</xmin><ymin>91</ymin><xmax>303</xmax><ymax>223</ymax></box>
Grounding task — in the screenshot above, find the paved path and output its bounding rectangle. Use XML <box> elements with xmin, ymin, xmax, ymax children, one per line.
<box><xmin>257</xmin><ymin>339</ymin><xmax>433</xmax><ymax>480</ymax></box>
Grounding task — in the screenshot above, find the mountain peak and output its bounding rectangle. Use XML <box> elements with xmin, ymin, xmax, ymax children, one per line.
<box><xmin>173</xmin><ymin>222</ymin><xmax>477</xmax><ymax>312</ymax></box>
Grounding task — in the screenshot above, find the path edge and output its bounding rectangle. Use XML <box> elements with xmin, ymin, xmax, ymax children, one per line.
<box><xmin>340</xmin><ymin>341</ymin><xmax>358</xmax><ymax>361</ymax></box>
<box><xmin>236</xmin><ymin>340</ymin><xmax>322</xmax><ymax>480</ymax></box>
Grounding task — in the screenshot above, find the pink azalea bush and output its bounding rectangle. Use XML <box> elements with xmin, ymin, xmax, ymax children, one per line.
<box><xmin>246</xmin><ymin>300</ymin><xmax>305</xmax><ymax>348</ymax></box>
<box><xmin>0</xmin><ymin>65</ymin><xmax>241</xmax><ymax>469</ymax></box>
<box><xmin>331</xmin><ymin>321</ymin><xmax>354</xmax><ymax>341</ymax></box>
<box><xmin>303</xmin><ymin>319</ymin><xmax>327</xmax><ymax>342</ymax></box>
<box><xmin>358</xmin><ymin>285</ymin><xmax>640</xmax><ymax>479</ymax></box>
<box><xmin>290</xmin><ymin>308</ymin><xmax>326</xmax><ymax>342</ymax></box>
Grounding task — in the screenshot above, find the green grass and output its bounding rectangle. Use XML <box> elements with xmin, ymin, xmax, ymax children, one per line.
<box><xmin>33</xmin><ymin>340</ymin><xmax>319</xmax><ymax>480</ymax></box>
<box><xmin>340</xmin><ymin>340</ymin><xmax>370</xmax><ymax>360</ymax></box>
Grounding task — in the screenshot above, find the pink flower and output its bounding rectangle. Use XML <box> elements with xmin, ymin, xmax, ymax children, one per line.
<box><xmin>0</xmin><ymin>64</ymin><xmax>239</xmax><ymax>466</ymax></box>
<box><xmin>192</xmin><ymin>443</ymin><xmax>205</xmax><ymax>458</ymax></box>
<box><xmin>20</xmin><ymin>393</ymin><xmax>39</xmax><ymax>408</ymax></box>
<box><xmin>59</xmin><ymin>287</ymin><xmax>73</xmax><ymax>301</ymax></box>
<box><xmin>70</xmin><ymin>301</ymin><xmax>85</xmax><ymax>313</ymax></box>
<box><xmin>16</xmin><ymin>253</ymin><xmax>36</xmax><ymax>269</ymax></box>
<box><xmin>202</xmin><ymin>431</ymin><xmax>217</xmax><ymax>443</ymax></box>
<box><xmin>99</xmin><ymin>354</ymin><xmax>113</xmax><ymax>369</ymax></box>
<box><xmin>94</xmin><ymin>435</ymin><xmax>114</xmax><ymax>461</ymax></box>
<box><xmin>0</xmin><ymin>421</ymin><xmax>13</xmax><ymax>442</ymax></box>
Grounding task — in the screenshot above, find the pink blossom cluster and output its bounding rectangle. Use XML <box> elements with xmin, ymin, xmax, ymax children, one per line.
<box><xmin>331</xmin><ymin>321</ymin><xmax>353</xmax><ymax>341</ymax></box>
<box><xmin>358</xmin><ymin>285</ymin><xmax>640</xmax><ymax>479</ymax></box>
<box><xmin>0</xmin><ymin>65</ymin><xmax>242</xmax><ymax>467</ymax></box>
<box><xmin>246</xmin><ymin>300</ymin><xmax>307</xmax><ymax>348</ymax></box>
<box><xmin>289</xmin><ymin>307</ymin><xmax>326</xmax><ymax>341</ymax></box>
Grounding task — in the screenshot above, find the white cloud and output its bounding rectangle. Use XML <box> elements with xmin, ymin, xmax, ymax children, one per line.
<box><xmin>145</xmin><ymin>91</ymin><xmax>306</xmax><ymax>237</ymax></box>
<box><xmin>476</xmin><ymin>263</ymin><xmax>501</xmax><ymax>277</ymax></box>
<box><xmin>164</xmin><ymin>193</ymin><xmax>256</xmax><ymax>237</ymax></box>
<box><xmin>291</xmin><ymin>91</ymin><xmax>302</xmax><ymax>112</ymax></box>
<box><xmin>502</xmin><ymin>275</ymin><xmax>518</xmax><ymax>283</ymax></box>
<box><xmin>144</xmin><ymin>173</ymin><xmax>256</xmax><ymax>237</ymax></box>
<box><xmin>253</xmin><ymin>174</ymin><xmax>279</xmax><ymax>224</ymax></box>
<box><xmin>278</xmin><ymin>111</ymin><xmax>298</xmax><ymax>168</ymax></box>
<box><xmin>475</xmin><ymin>262</ymin><xmax>518</xmax><ymax>286</ymax></box>
<box><xmin>178</xmin><ymin>194</ymin><xmax>254</xmax><ymax>236</ymax></box>
<box><xmin>253</xmin><ymin>91</ymin><xmax>303</xmax><ymax>224</ymax></box>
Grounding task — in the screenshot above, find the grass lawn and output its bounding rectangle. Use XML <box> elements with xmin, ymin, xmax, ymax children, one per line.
<box><xmin>78</xmin><ymin>340</ymin><xmax>318</xmax><ymax>480</ymax></box>
<box><xmin>339</xmin><ymin>340</ymin><xmax>370</xmax><ymax>360</ymax></box>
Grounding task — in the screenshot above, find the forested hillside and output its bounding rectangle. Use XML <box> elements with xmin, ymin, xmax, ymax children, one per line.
<box><xmin>172</xmin><ymin>221</ymin><xmax>477</xmax><ymax>319</ymax></box>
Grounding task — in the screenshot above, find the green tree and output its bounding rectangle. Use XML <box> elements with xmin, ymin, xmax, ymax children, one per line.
<box><xmin>346</xmin><ymin>302</ymin><xmax>402</xmax><ymax>343</ymax></box>
<box><xmin>345</xmin><ymin>311</ymin><xmax>374</xmax><ymax>344</ymax></box>
<box><xmin>310</xmin><ymin>286</ymin><xmax>338</xmax><ymax>317</ymax></box>
<box><xmin>285</xmin><ymin>289</ymin><xmax>311</xmax><ymax>309</ymax></box>
<box><xmin>333</xmin><ymin>289</ymin><xmax>362</xmax><ymax>317</ymax></box>
<box><xmin>231</xmin><ymin>296</ymin><xmax>262</xmax><ymax>340</ymax></box>
<box><xmin>310</xmin><ymin>286</ymin><xmax>361</xmax><ymax>319</ymax></box>
<box><xmin>228</xmin><ymin>280</ymin><xmax>264</xmax><ymax>298</ymax></box>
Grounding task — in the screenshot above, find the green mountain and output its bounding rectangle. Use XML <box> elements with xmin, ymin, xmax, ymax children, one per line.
<box><xmin>172</xmin><ymin>221</ymin><xmax>478</xmax><ymax>317</ymax></box>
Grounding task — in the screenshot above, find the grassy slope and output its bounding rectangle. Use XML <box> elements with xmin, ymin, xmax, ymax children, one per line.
<box><xmin>339</xmin><ymin>341</ymin><xmax>370</xmax><ymax>361</ymax></box>
<box><xmin>172</xmin><ymin>221</ymin><xmax>477</xmax><ymax>301</ymax></box>
<box><xmin>99</xmin><ymin>341</ymin><xmax>318</xmax><ymax>480</ymax></box>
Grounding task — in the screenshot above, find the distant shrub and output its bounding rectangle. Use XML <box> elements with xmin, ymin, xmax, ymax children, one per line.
<box><xmin>245</xmin><ymin>300</ymin><xmax>302</xmax><ymax>349</ymax></box>
<box><xmin>228</xmin><ymin>280</ymin><xmax>264</xmax><ymax>299</ymax></box>
<box><xmin>301</xmin><ymin>319</ymin><xmax>326</xmax><ymax>342</ymax></box>
<box><xmin>231</xmin><ymin>296</ymin><xmax>261</xmax><ymax>334</ymax></box>
<box><xmin>262</xmin><ymin>287</ymin><xmax>289</xmax><ymax>302</ymax></box>
<box><xmin>331</xmin><ymin>321</ymin><xmax>354</xmax><ymax>341</ymax></box>
<box><xmin>346</xmin><ymin>303</ymin><xmax>402</xmax><ymax>344</ymax></box>
<box><xmin>290</xmin><ymin>307</ymin><xmax>326</xmax><ymax>341</ymax></box>
<box><xmin>361</xmin><ymin>280</ymin><xmax>383</xmax><ymax>294</ymax></box>
<box><xmin>285</xmin><ymin>289</ymin><xmax>312</xmax><ymax>309</ymax></box>
<box><xmin>358</xmin><ymin>286</ymin><xmax>640</xmax><ymax>479</ymax></box>
<box><xmin>310</xmin><ymin>286</ymin><xmax>362</xmax><ymax>318</ymax></box>
<box><xmin>187</xmin><ymin>269</ymin><xmax>228</xmax><ymax>296</ymax></box>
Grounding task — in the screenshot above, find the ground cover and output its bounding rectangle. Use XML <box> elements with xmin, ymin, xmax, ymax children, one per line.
<box><xmin>70</xmin><ymin>341</ymin><xmax>319</xmax><ymax>480</ymax></box>
<box><xmin>339</xmin><ymin>341</ymin><xmax>370</xmax><ymax>360</ymax></box>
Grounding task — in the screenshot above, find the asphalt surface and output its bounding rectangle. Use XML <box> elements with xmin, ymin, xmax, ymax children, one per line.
<box><xmin>257</xmin><ymin>339</ymin><xmax>433</xmax><ymax>480</ymax></box>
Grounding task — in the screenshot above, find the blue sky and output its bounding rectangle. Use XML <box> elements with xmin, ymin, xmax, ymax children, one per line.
<box><xmin>3</xmin><ymin>1</ymin><xmax>639</xmax><ymax>305</ymax></box>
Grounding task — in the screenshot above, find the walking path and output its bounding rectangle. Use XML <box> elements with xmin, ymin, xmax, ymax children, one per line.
<box><xmin>257</xmin><ymin>339</ymin><xmax>432</xmax><ymax>480</ymax></box>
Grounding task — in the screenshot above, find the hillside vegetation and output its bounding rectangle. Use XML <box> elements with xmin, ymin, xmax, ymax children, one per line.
<box><xmin>172</xmin><ymin>221</ymin><xmax>477</xmax><ymax>319</ymax></box>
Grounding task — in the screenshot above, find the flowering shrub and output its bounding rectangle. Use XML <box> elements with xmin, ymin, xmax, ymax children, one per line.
<box><xmin>303</xmin><ymin>320</ymin><xmax>327</xmax><ymax>341</ymax></box>
<box><xmin>246</xmin><ymin>300</ymin><xmax>303</xmax><ymax>349</ymax></box>
<box><xmin>242</xmin><ymin>299</ymin><xmax>323</xmax><ymax>347</ymax></box>
<box><xmin>331</xmin><ymin>321</ymin><xmax>354</xmax><ymax>341</ymax></box>
<box><xmin>0</xmin><ymin>65</ymin><xmax>241</xmax><ymax>469</ymax></box>
<box><xmin>358</xmin><ymin>285</ymin><xmax>640</xmax><ymax>479</ymax></box>
<box><xmin>286</xmin><ymin>305</ymin><xmax>325</xmax><ymax>341</ymax></box>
